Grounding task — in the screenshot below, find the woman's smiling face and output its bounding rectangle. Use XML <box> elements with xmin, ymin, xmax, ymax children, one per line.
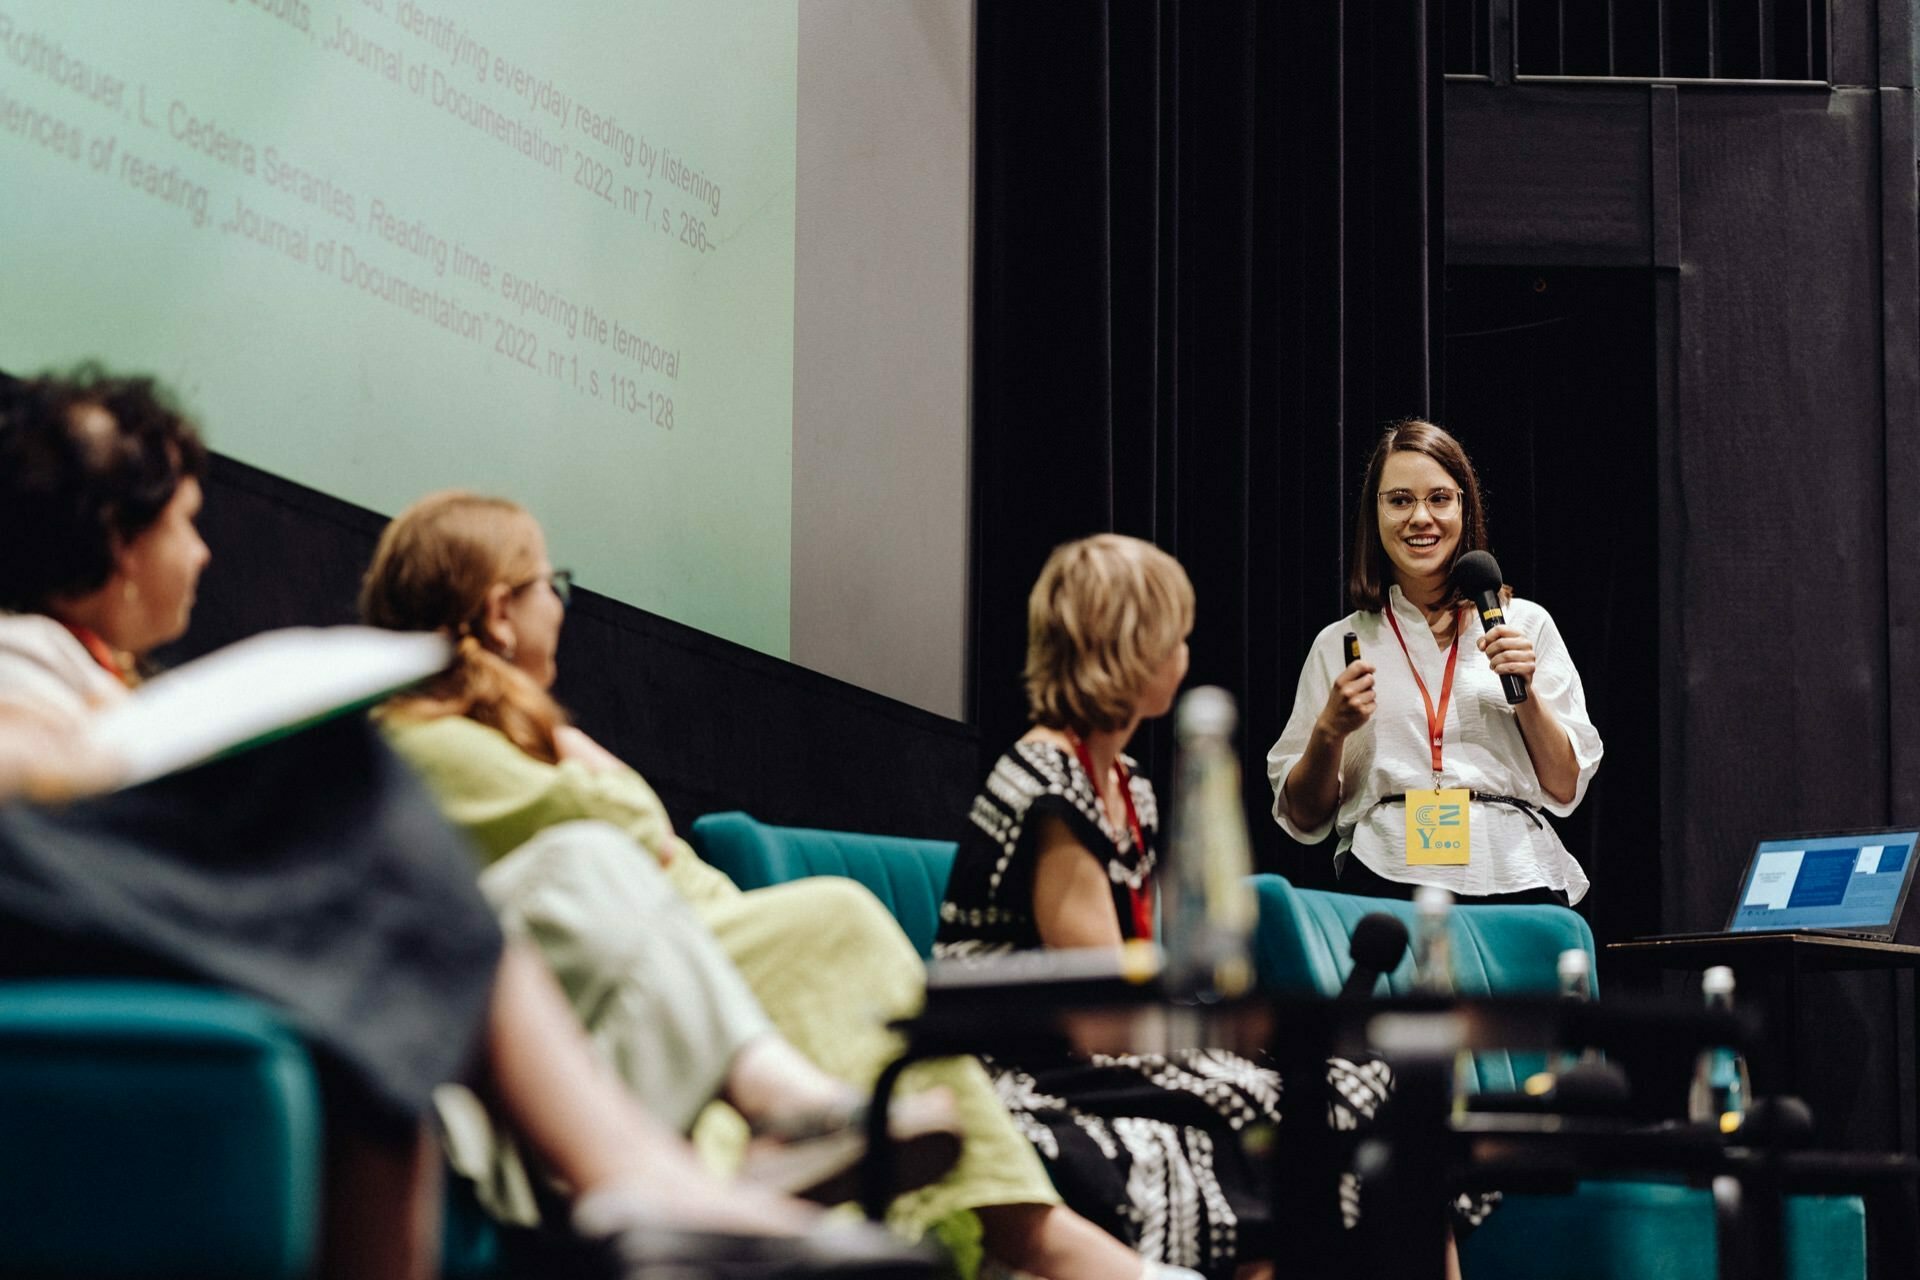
<box><xmin>1375</xmin><ymin>450</ymin><xmax>1462</xmax><ymax>591</ymax></box>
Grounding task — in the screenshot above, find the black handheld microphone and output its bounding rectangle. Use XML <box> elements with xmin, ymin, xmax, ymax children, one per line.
<box><xmin>1454</xmin><ymin>549</ymin><xmax>1527</xmax><ymax>706</ymax></box>
<box><xmin>1339</xmin><ymin>913</ymin><xmax>1410</xmax><ymax>1000</ymax></box>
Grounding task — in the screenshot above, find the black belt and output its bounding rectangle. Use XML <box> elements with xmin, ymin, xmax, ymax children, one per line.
<box><xmin>1371</xmin><ymin>791</ymin><xmax>1546</xmax><ymax>830</ymax></box>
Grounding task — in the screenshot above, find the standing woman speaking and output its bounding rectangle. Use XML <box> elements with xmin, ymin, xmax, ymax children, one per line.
<box><xmin>1267</xmin><ymin>420</ymin><xmax>1603</xmax><ymax>905</ymax></box>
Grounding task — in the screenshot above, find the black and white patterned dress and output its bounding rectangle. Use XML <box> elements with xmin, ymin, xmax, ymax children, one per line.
<box><xmin>935</xmin><ymin>741</ymin><xmax>1400</xmax><ymax>1277</ymax></box>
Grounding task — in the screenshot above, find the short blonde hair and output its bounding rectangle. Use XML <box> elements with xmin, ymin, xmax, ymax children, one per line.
<box><xmin>1025</xmin><ymin>534</ymin><xmax>1195</xmax><ymax>734</ymax></box>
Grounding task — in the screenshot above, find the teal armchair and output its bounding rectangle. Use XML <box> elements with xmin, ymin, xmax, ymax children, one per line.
<box><xmin>1250</xmin><ymin>874</ymin><xmax>1865</xmax><ymax>1280</ymax></box>
<box><xmin>0</xmin><ymin>980</ymin><xmax>511</xmax><ymax>1280</ymax></box>
<box><xmin>1250</xmin><ymin>873</ymin><xmax>1594</xmax><ymax>1092</ymax></box>
<box><xmin>0</xmin><ymin>981</ymin><xmax>323</xmax><ymax>1280</ymax></box>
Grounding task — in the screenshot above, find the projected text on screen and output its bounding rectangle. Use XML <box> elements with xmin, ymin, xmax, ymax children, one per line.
<box><xmin>0</xmin><ymin>0</ymin><xmax>798</xmax><ymax>656</ymax></box>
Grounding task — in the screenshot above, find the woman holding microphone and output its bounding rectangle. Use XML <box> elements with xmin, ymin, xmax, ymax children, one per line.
<box><xmin>1268</xmin><ymin>420</ymin><xmax>1602</xmax><ymax>905</ymax></box>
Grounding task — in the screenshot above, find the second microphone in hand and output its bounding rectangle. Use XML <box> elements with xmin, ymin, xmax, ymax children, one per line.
<box><xmin>1453</xmin><ymin>549</ymin><xmax>1527</xmax><ymax>706</ymax></box>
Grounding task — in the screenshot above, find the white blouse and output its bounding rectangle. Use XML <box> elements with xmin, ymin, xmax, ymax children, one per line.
<box><xmin>1265</xmin><ymin>586</ymin><xmax>1603</xmax><ymax>903</ymax></box>
<box><xmin>0</xmin><ymin>613</ymin><xmax>127</xmax><ymax>718</ymax></box>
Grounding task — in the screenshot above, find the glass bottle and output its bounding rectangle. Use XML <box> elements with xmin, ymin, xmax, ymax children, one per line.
<box><xmin>1412</xmin><ymin>885</ymin><xmax>1455</xmax><ymax>995</ymax></box>
<box><xmin>1162</xmin><ymin>686</ymin><xmax>1256</xmax><ymax>1000</ymax></box>
<box><xmin>1554</xmin><ymin>947</ymin><xmax>1599</xmax><ymax>1075</ymax></box>
<box><xmin>1687</xmin><ymin>965</ymin><xmax>1752</xmax><ymax>1133</ymax></box>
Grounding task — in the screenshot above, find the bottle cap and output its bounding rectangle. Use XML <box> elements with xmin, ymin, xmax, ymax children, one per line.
<box><xmin>1702</xmin><ymin>965</ymin><xmax>1735</xmax><ymax>995</ymax></box>
<box><xmin>1176</xmin><ymin>685</ymin><xmax>1236</xmax><ymax>738</ymax></box>
<box><xmin>1413</xmin><ymin>885</ymin><xmax>1453</xmax><ymax>914</ymax></box>
<box><xmin>1557</xmin><ymin>949</ymin><xmax>1591</xmax><ymax>980</ymax></box>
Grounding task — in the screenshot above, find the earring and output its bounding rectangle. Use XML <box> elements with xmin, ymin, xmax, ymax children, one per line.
<box><xmin>122</xmin><ymin>580</ymin><xmax>138</xmax><ymax>604</ymax></box>
<box><xmin>501</xmin><ymin>644</ymin><xmax>518</xmax><ymax>662</ymax></box>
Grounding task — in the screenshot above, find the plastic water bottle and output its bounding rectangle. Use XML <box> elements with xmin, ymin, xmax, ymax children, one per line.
<box><xmin>1688</xmin><ymin>965</ymin><xmax>1752</xmax><ymax>1133</ymax></box>
<box><xmin>1411</xmin><ymin>886</ymin><xmax>1455</xmax><ymax>994</ymax></box>
<box><xmin>1557</xmin><ymin>948</ymin><xmax>1592</xmax><ymax>1001</ymax></box>
<box><xmin>1409</xmin><ymin>887</ymin><xmax>1475</xmax><ymax>1111</ymax></box>
<box><xmin>1555</xmin><ymin>948</ymin><xmax>1598</xmax><ymax>1073</ymax></box>
<box><xmin>1162</xmin><ymin>686</ymin><xmax>1256</xmax><ymax>1000</ymax></box>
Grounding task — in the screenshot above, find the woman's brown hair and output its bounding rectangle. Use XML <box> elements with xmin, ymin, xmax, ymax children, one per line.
<box><xmin>1347</xmin><ymin>419</ymin><xmax>1491</xmax><ymax>612</ymax></box>
<box><xmin>358</xmin><ymin>491</ymin><xmax>568</xmax><ymax>762</ymax></box>
<box><xmin>0</xmin><ymin>364</ymin><xmax>208</xmax><ymax>614</ymax></box>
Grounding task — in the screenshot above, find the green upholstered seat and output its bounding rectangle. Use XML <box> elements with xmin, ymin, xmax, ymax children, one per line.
<box><xmin>1464</xmin><ymin>1178</ymin><xmax>1864</xmax><ymax>1280</ymax></box>
<box><xmin>1249</xmin><ymin>874</ymin><xmax>1865</xmax><ymax>1280</ymax></box>
<box><xmin>440</xmin><ymin>1172</ymin><xmax>505</xmax><ymax>1279</ymax></box>
<box><xmin>1250</xmin><ymin>874</ymin><xmax>1595</xmax><ymax>1092</ymax></box>
<box><xmin>0</xmin><ymin>980</ymin><xmax>509</xmax><ymax>1279</ymax></box>
<box><xmin>690</xmin><ymin>811</ymin><xmax>958</xmax><ymax>958</ymax></box>
<box><xmin>0</xmin><ymin>981</ymin><xmax>322</xmax><ymax>1280</ymax></box>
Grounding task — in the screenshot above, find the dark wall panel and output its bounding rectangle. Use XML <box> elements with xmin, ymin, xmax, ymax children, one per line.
<box><xmin>1883</xmin><ymin>84</ymin><xmax>1920</xmax><ymax>829</ymax></box>
<box><xmin>1443</xmin><ymin>267</ymin><xmax>1661</xmax><ymax>949</ymax></box>
<box><xmin>1669</xmin><ymin>87</ymin><xmax>1890</xmax><ymax>925</ymax></box>
<box><xmin>166</xmin><ymin>456</ymin><xmax>979</xmax><ymax>844</ymax></box>
<box><xmin>1443</xmin><ymin>79</ymin><xmax>1911</xmax><ymax>930</ymax></box>
<box><xmin>1443</xmin><ymin>17</ymin><xmax>1920</xmax><ymax>1154</ymax></box>
<box><xmin>1665</xmin><ymin>85</ymin><xmax>1903</xmax><ymax>1154</ymax></box>
<box><xmin>1446</xmin><ymin>86</ymin><xmax>1653</xmax><ymax>265</ymax></box>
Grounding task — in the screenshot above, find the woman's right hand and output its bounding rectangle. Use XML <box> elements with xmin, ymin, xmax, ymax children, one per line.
<box><xmin>1314</xmin><ymin>660</ymin><xmax>1377</xmax><ymax>740</ymax></box>
<box><xmin>554</xmin><ymin>725</ymin><xmax>628</xmax><ymax>775</ymax></box>
<box><xmin>0</xmin><ymin>703</ymin><xmax>116</xmax><ymax>803</ymax></box>
<box><xmin>553</xmin><ymin>726</ymin><xmax>678</xmax><ymax>866</ymax></box>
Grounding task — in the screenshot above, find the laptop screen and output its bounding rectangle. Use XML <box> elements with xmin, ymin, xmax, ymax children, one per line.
<box><xmin>1726</xmin><ymin>831</ymin><xmax>1920</xmax><ymax>934</ymax></box>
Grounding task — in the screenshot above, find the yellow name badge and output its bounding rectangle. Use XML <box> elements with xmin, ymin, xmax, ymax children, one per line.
<box><xmin>1405</xmin><ymin>788</ymin><xmax>1471</xmax><ymax>866</ymax></box>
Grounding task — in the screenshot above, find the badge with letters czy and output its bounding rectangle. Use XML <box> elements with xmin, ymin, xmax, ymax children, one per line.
<box><xmin>1406</xmin><ymin>788</ymin><xmax>1471</xmax><ymax>865</ymax></box>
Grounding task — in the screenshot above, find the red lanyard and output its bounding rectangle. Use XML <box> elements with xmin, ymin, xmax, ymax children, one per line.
<box><xmin>1382</xmin><ymin>603</ymin><xmax>1467</xmax><ymax>776</ymax></box>
<box><xmin>1067</xmin><ymin>735</ymin><xmax>1155</xmax><ymax>941</ymax></box>
<box><xmin>61</xmin><ymin>622</ymin><xmax>130</xmax><ymax>686</ymax></box>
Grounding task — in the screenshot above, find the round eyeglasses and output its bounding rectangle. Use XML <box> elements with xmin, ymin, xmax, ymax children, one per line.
<box><xmin>512</xmin><ymin>568</ymin><xmax>575</xmax><ymax>607</ymax></box>
<box><xmin>1378</xmin><ymin>488</ymin><xmax>1460</xmax><ymax>519</ymax></box>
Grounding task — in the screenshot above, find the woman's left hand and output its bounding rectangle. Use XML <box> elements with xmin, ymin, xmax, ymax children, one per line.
<box><xmin>1480</xmin><ymin>623</ymin><xmax>1580</xmax><ymax>804</ymax></box>
<box><xmin>1477</xmin><ymin>624</ymin><xmax>1536</xmax><ymax>690</ymax></box>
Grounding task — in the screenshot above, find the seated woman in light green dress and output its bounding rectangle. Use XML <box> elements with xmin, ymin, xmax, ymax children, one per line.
<box><xmin>360</xmin><ymin>490</ymin><xmax>1190</xmax><ymax>1280</ymax></box>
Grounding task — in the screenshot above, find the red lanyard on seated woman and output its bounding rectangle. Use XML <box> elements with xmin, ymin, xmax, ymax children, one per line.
<box><xmin>1067</xmin><ymin>733</ymin><xmax>1155</xmax><ymax>941</ymax></box>
<box><xmin>61</xmin><ymin>622</ymin><xmax>130</xmax><ymax>686</ymax></box>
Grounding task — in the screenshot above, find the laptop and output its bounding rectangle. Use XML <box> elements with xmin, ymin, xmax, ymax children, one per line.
<box><xmin>1639</xmin><ymin>827</ymin><xmax>1920</xmax><ymax>944</ymax></box>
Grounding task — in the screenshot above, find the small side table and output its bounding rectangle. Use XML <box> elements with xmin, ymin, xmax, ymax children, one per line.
<box><xmin>1607</xmin><ymin>935</ymin><xmax>1920</xmax><ymax>1155</ymax></box>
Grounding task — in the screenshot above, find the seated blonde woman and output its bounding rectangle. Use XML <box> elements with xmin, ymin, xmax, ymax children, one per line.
<box><xmin>935</xmin><ymin>535</ymin><xmax>1495</xmax><ymax>1280</ymax></box>
<box><xmin>359</xmin><ymin>490</ymin><xmax>1193</xmax><ymax>1280</ymax></box>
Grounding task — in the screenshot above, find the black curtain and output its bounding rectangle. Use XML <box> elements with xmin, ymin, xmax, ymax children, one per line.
<box><xmin>1442</xmin><ymin>267</ymin><xmax>1661</xmax><ymax>948</ymax></box>
<box><xmin>971</xmin><ymin>1</ymin><xmax>1443</xmax><ymax>885</ymax></box>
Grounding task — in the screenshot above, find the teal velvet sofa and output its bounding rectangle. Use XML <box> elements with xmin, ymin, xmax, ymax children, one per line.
<box><xmin>0</xmin><ymin>981</ymin><xmax>323</xmax><ymax>1280</ymax></box>
<box><xmin>689</xmin><ymin>811</ymin><xmax>1869</xmax><ymax>1280</ymax></box>
<box><xmin>691</xmin><ymin>810</ymin><xmax>958</xmax><ymax>958</ymax></box>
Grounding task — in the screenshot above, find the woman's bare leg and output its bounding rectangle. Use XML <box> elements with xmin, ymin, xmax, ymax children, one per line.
<box><xmin>724</xmin><ymin>1034</ymin><xmax>859</xmax><ymax>1122</ymax></box>
<box><xmin>482</xmin><ymin>942</ymin><xmax>814</xmax><ymax>1234</ymax></box>
<box><xmin>317</xmin><ymin>1123</ymin><xmax>441</xmax><ymax>1280</ymax></box>
<box><xmin>976</xmin><ymin>1202</ymin><xmax>1152</xmax><ymax>1280</ymax></box>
